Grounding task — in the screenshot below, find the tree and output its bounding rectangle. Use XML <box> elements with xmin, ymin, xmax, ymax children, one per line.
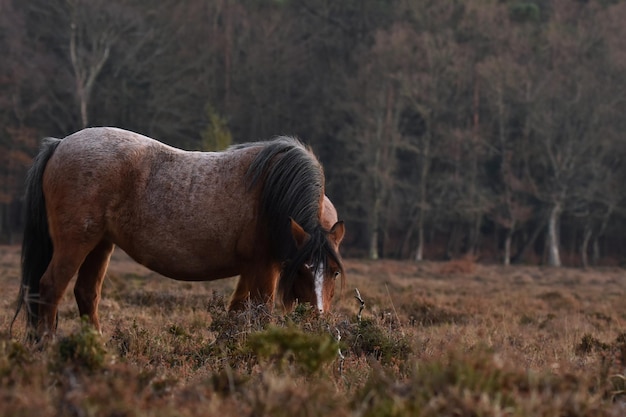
<box><xmin>200</xmin><ymin>105</ymin><xmax>232</xmax><ymax>151</ymax></box>
<box><xmin>0</xmin><ymin>0</ymin><xmax>44</xmax><ymax>242</ymax></box>
<box><xmin>3</xmin><ymin>0</ymin><xmax>626</xmax><ymax>262</ymax></box>
<box><xmin>69</xmin><ymin>0</ymin><xmax>169</xmax><ymax>130</ymax></box>
<box><xmin>475</xmin><ymin>2</ymin><xmax>538</xmax><ymax>265</ymax></box>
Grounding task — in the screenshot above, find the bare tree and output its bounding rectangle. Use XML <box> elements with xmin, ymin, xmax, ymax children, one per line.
<box><xmin>523</xmin><ymin>0</ymin><xmax>622</xmax><ymax>266</ymax></box>
<box><xmin>476</xmin><ymin>6</ymin><xmax>537</xmax><ymax>265</ymax></box>
<box><xmin>66</xmin><ymin>0</ymin><xmax>144</xmax><ymax>128</ymax></box>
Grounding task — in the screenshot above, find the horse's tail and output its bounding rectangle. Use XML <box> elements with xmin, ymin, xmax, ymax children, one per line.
<box><xmin>10</xmin><ymin>137</ymin><xmax>62</xmax><ymax>338</ymax></box>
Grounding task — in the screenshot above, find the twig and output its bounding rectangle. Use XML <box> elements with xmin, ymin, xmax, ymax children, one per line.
<box><xmin>384</xmin><ymin>283</ymin><xmax>405</xmax><ymax>336</ymax></box>
<box><xmin>354</xmin><ymin>288</ymin><xmax>365</xmax><ymax>322</ymax></box>
<box><xmin>335</xmin><ymin>328</ymin><xmax>345</xmax><ymax>375</ymax></box>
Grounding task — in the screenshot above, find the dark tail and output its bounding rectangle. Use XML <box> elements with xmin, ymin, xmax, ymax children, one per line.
<box><xmin>10</xmin><ymin>137</ymin><xmax>62</xmax><ymax>339</ymax></box>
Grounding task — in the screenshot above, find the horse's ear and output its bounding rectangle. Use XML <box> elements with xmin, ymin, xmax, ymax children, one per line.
<box><xmin>290</xmin><ymin>218</ymin><xmax>310</xmax><ymax>249</ymax></box>
<box><xmin>329</xmin><ymin>221</ymin><xmax>345</xmax><ymax>246</ymax></box>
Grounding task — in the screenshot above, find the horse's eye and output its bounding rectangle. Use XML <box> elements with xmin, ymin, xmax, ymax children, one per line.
<box><xmin>333</xmin><ymin>271</ymin><xmax>341</xmax><ymax>280</ymax></box>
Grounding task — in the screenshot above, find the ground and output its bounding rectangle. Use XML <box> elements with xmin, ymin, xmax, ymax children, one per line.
<box><xmin>1</xmin><ymin>244</ymin><xmax>625</xmax><ymax>416</ymax></box>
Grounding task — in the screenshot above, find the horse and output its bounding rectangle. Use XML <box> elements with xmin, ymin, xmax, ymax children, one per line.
<box><xmin>12</xmin><ymin>127</ymin><xmax>345</xmax><ymax>341</ymax></box>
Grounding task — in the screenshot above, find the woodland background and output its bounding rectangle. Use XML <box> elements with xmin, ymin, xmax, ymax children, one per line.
<box><xmin>1</xmin><ymin>0</ymin><xmax>626</xmax><ymax>267</ymax></box>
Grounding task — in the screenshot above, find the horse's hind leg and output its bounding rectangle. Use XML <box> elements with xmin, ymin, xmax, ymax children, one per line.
<box><xmin>38</xmin><ymin>248</ymin><xmax>89</xmax><ymax>339</ymax></box>
<box><xmin>74</xmin><ymin>240</ymin><xmax>114</xmax><ymax>333</ymax></box>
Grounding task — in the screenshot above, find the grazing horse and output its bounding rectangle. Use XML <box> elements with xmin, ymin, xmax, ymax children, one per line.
<box><xmin>13</xmin><ymin>127</ymin><xmax>345</xmax><ymax>341</ymax></box>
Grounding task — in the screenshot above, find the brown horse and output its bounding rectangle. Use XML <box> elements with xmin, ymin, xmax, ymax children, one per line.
<box><xmin>13</xmin><ymin>127</ymin><xmax>345</xmax><ymax>341</ymax></box>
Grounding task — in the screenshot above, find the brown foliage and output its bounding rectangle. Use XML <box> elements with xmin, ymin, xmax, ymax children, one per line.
<box><xmin>438</xmin><ymin>253</ymin><xmax>478</xmax><ymax>275</ymax></box>
<box><xmin>0</xmin><ymin>248</ymin><xmax>624</xmax><ymax>415</ymax></box>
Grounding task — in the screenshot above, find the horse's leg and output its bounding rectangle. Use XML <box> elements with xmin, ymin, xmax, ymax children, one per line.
<box><xmin>228</xmin><ymin>275</ymin><xmax>251</xmax><ymax>311</ymax></box>
<box><xmin>74</xmin><ymin>240</ymin><xmax>115</xmax><ymax>333</ymax></box>
<box><xmin>37</xmin><ymin>247</ymin><xmax>89</xmax><ymax>339</ymax></box>
<box><xmin>228</xmin><ymin>263</ymin><xmax>280</xmax><ymax>311</ymax></box>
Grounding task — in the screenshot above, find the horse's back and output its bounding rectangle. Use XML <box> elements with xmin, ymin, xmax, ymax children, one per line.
<box><xmin>47</xmin><ymin>127</ymin><xmax>165</xmax><ymax>193</ymax></box>
<box><xmin>55</xmin><ymin>127</ymin><xmax>167</xmax><ymax>163</ymax></box>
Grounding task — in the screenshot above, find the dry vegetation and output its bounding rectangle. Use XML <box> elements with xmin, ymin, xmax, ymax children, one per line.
<box><xmin>1</xmin><ymin>245</ymin><xmax>626</xmax><ymax>416</ymax></box>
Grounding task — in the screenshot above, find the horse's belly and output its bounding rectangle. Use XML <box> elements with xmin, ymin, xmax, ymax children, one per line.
<box><xmin>109</xmin><ymin>199</ymin><xmax>255</xmax><ymax>281</ymax></box>
<box><xmin>148</xmin><ymin>262</ymin><xmax>240</xmax><ymax>282</ymax></box>
<box><xmin>117</xmin><ymin>239</ymin><xmax>242</xmax><ymax>282</ymax></box>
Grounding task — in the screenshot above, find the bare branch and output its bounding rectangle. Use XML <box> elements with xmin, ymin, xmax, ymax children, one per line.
<box><xmin>354</xmin><ymin>288</ymin><xmax>365</xmax><ymax>323</ymax></box>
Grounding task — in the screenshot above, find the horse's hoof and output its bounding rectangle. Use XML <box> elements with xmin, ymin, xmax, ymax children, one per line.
<box><xmin>33</xmin><ymin>332</ymin><xmax>55</xmax><ymax>350</ymax></box>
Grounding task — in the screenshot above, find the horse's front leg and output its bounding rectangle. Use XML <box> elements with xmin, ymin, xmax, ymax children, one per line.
<box><xmin>228</xmin><ymin>263</ymin><xmax>280</xmax><ymax>311</ymax></box>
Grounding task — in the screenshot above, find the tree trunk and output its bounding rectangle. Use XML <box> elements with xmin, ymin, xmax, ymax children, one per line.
<box><xmin>223</xmin><ymin>0</ymin><xmax>233</xmax><ymax>111</ymax></box>
<box><xmin>503</xmin><ymin>223</ymin><xmax>515</xmax><ymax>266</ymax></box>
<box><xmin>414</xmin><ymin>133</ymin><xmax>430</xmax><ymax>262</ymax></box>
<box><xmin>369</xmin><ymin>229</ymin><xmax>379</xmax><ymax>260</ymax></box>
<box><xmin>592</xmin><ymin>239</ymin><xmax>600</xmax><ymax>265</ymax></box>
<box><xmin>468</xmin><ymin>73</ymin><xmax>481</xmax><ymax>256</ymax></box>
<box><xmin>469</xmin><ymin>214</ymin><xmax>482</xmax><ymax>256</ymax></box>
<box><xmin>0</xmin><ymin>203</ymin><xmax>4</xmax><ymax>243</ymax></box>
<box><xmin>369</xmin><ymin>154</ymin><xmax>381</xmax><ymax>260</ymax></box>
<box><xmin>511</xmin><ymin>218</ymin><xmax>546</xmax><ymax>264</ymax></box>
<box><xmin>446</xmin><ymin>224</ymin><xmax>462</xmax><ymax>260</ymax></box>
<box><xmin>369</xmin><ymin>83</ymin><xmax>396</xmax><ymax>260</ymax></box>
<box><xmin>547</xmin><ymin>203</ymin><xmax>562</xmax><ymax>267</ymax></box>
<box><xmin>369</xmin><ymin>95</ymin><xmax>384</xmax><ymax>261</ymax></box>
<box><xmin>79</xmin><ymin>90</ymin><xmax>89</xmax><ymax>128</ymax></box>
<box><xmin>69</xmin><ymin>7</ymin><xmax>112</xmax><ymax>129</ymax></box>
<box><xmin>581</xmin><ymin>225</ymin><xmax>592</xmax><ymax>269</ymax></box>
<box><xmin>415</xmin><ymin>222</ymin><xmax>424</xmax><ymax>261</ymax></box>
<box><xmin>591</xmin><ymin>207</ymin><xmax>612</xmax><ymax>266</ymax></box>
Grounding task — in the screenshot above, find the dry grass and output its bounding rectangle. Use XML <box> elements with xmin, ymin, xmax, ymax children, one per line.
<box><xmin>1</xmin><ymin>245</ymin><xmax>626</xmax><ymax>416</ymax></box>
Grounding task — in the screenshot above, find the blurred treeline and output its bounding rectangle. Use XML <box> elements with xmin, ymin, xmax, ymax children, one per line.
<box><xmin>1</xmin><ymin>0</ymin><xmax>626</xmax><ymax>266</ymax></box>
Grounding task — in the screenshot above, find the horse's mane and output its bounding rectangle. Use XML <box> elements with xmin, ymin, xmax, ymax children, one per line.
<box><xmin>240</xmin><ymin>137</ymin><xmax>342</xmax><ymax>304</ymax></box>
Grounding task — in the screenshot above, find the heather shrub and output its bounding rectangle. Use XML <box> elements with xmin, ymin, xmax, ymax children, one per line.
<box><xmin>345</xmin><ymin>318</ymin><xmax>411</xmax><ymax>365</ymax></box>
<box><xmin>53</xmin><ymin>317</ymin><xmax>107</xmax><ymax>372</ymax></box>
<box><xmin>247</xmin><ymin>325</ymin><xmax>339</xmax><ymax>374</ymax></box>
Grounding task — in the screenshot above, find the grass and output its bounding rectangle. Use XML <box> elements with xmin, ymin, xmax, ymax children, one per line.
<box><xmin>1</xmin><ymin>246</ymin><xmax>626</xmax><ymax>416</ymax></box>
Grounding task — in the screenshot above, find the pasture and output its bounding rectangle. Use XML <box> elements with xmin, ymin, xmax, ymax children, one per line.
<box><xmin>1</xmin><ymin>245</ymin><xmax>626</xmax><ymax>416</ymax></box>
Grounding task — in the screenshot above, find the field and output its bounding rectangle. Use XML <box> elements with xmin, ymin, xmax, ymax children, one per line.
<box><xmin>1</xmin><ymin>245</ymin><xmax>626</xmax><ymax>416</ymax></box>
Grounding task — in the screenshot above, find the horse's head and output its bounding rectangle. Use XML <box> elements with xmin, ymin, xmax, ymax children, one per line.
<box><xmin>282</xmin><ymin>196</ymin><xmax>345</xmax><ymax>313</ymax></box>
<box><xmin>245</xmin><ymin>138</ymin><xmax>345</xmax><ymax>313</ymax></box>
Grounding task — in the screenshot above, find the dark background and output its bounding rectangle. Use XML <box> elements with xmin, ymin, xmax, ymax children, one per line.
<box><xmin>2</xmin><ymin>0</ymin><xmax>626</xmax><ymax>266</ymax></box>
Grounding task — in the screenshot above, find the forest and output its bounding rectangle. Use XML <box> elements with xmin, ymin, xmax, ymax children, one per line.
<box><xmin>1</xmin><ymin>0</ymin><xmax>626</xmax><ymax>266</ymax></box>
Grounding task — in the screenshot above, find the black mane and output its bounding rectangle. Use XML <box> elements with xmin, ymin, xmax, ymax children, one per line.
<box><xmin>242</xmin><ymin>137</ymin><xmax>341</xmax><ymax>303</ymax></box>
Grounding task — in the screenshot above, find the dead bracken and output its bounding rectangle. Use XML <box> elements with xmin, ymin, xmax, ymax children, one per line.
<box><xmin>1</xmin><ymin>250</ymin><xmax>626</xmax><ymax>416</ymax></box>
